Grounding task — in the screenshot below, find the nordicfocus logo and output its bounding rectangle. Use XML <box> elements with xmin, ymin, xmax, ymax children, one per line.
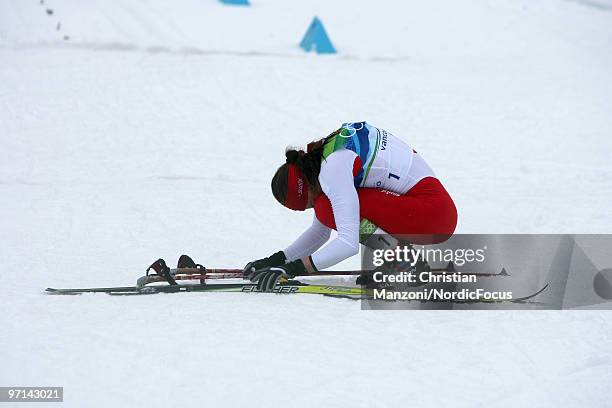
<box><xmin>297</xmin><ymin>178</ymin><xmax>304</xmax><ymax>197</ymax></box>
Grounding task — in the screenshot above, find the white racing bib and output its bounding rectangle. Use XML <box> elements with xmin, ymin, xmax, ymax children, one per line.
<box><xmin>321</xmin><ymin>121</ymin><xmax>434</xmax><ymax>194</ymax></box>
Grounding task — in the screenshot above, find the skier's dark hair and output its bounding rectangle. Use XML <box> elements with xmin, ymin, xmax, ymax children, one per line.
<box><xmin>271</xmin><ymin>128</ymin><xmax>342</xmax><ymax>205</ymax></box>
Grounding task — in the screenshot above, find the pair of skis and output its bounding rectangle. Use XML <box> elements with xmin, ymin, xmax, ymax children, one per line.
<box><xmin>46</xmin><ymin>255</ymin><xmax>371</xmax><ymax>299</ymax></box>
<box><xmin>45</xmin><ymin>281</ymin><xmax>550</xmax><ymax>304</ymax></box>
<box><xmin>45</xmin><ymin>281</ymin><xmax>369</xmax><ymax>299</ymax></box>
<box><xmin>45</xmin><ymin>255</ymin><xmax>548</xmax><ymax>303</ymax></box>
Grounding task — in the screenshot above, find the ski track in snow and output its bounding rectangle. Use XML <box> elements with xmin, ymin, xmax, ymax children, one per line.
<box><xmin>1</xmin><ymin>0</ymin><xmax>612</xmax><ymax>407</ymax></box>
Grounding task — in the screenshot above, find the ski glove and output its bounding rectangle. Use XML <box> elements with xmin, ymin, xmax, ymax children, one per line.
<box><xmin>242</xmin><ymin>251</ymin><xmax>287</xmax><ymax>278</ymax></box>
<box><xmin>248</xmin><ymin>259</ymin><xmax>310</xmax><ymax>292</ymax></box>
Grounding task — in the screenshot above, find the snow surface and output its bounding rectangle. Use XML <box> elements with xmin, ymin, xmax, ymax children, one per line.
<box><xmin>1</xmin><ymin>0</ymin><xmax>612</xmax><ymax>406</ymax></box>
